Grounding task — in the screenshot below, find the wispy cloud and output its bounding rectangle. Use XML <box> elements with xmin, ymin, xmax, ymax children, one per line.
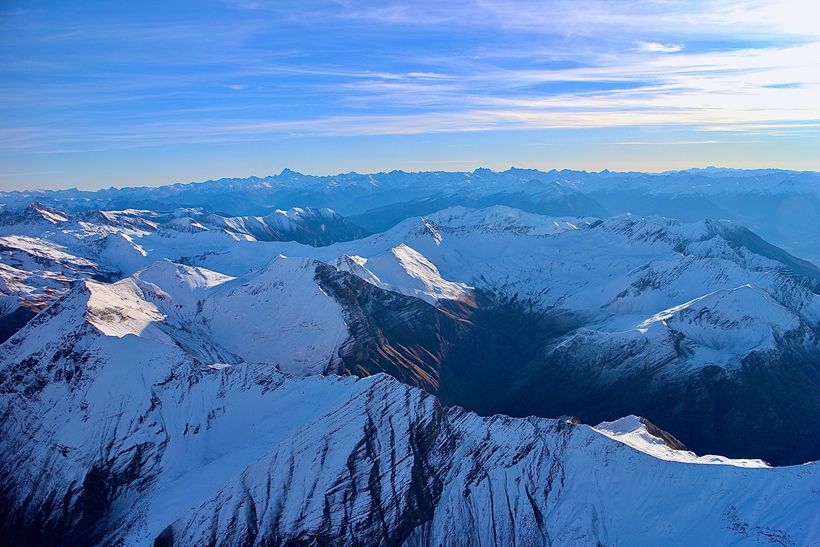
<box><xmin>638</xmin><ymin>42</ymin><xmax>683</xmax><ymax>53</ymax></box>
<box><xmin>2</xmin><ymin>0</ymin><xmax>820</xmax><ymax>180</ymax></box>
<box><xmin>609</xmin><ymin>140</ymin><xmax>721</xmax><ymax>145</ymax></box>
<box><xmin>330</xmin><ymin>0</ymin><xmax>820</xmax><ymax>38</ymax></box>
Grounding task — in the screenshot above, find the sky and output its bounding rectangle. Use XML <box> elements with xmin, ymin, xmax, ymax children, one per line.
<box><xmin>1</xmin><ymin>0</ymin><xmax>819</xmax><ymax>190</ymax></box>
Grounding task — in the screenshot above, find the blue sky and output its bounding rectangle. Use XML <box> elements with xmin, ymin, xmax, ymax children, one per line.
<box><xmin>1</xmin><ymin>0</ymin><xmax>819</xmax><ymax>189</ymax></box>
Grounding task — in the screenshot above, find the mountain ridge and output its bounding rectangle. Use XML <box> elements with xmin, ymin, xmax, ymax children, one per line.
<box><xmin>3</xmin><ymin>167</ymin><xmax>817</xmax><ymax>262</ymax></box>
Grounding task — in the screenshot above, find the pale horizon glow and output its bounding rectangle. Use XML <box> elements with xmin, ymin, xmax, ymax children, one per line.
<box><xmin>1</xmin><ymin>0</ymin><xmax>819</xmax><ymax>190</ymax></box>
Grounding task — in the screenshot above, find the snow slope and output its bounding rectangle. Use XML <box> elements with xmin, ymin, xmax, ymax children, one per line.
<box><xmin>199</xmin><ymin>256</ymin><xmax>350</xmax><ymax>374</ymax></box>
<box><xmin>0</xmin><ymin>290</ymin><xmax>817</xmax><ymax>545</ymax></box>
<box><xmin>594</xmin><ymin>415</ymin><xmax>768</xmax><ymax>467</ymax></box>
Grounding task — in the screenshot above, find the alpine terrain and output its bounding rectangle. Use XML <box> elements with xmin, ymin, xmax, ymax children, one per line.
<box><xmin>1</xmin><ymin>168</ymin><xmax>818</xmax><ymax>545</ymax></box>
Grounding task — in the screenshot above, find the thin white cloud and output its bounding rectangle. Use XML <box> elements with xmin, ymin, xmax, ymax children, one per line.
<box><xmin>4</xmin><ymin>38</ymin><xmax>819</xmax><ymax>151</ymax></box>
<box><xmin>333</xmin><ymin>0</ymin><xmax>820</xmax><ymax>38</ymax></box>
<box><xmin>639</xmin><ymin>42</ymin><xmax>683</xmax><ymax>53</ymax></box>
<box><xmin>609</xmin><ymin>140</ymin><xmax>721</xmax><ymax>145</ymax></box>
<box><xmin>3</xmin><ymin>0</ymin><xmax>820</xmax><ymax>152</ymax></box>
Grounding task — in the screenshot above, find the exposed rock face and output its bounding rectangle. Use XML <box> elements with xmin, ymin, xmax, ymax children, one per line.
<box><xmin>636</xmin><ymin>417</ymin><xmax>688</xmax><ymax>451</ymax></box>
<box><xmin>314</xmin><ymin>261</ymin><xmax>467</xmax><ymax>390</ymax></box>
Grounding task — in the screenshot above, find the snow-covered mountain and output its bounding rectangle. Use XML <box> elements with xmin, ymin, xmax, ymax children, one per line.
<box><xmin>0</xmin><ymin>204</ymin><xmax>366</xmax><ymax>318</ymax></box>
<box><xmin>1</xmin><ymin>284</ymin><xmax>817</xmax><ymax>545</ymax></box>
<box><xmin>199</xmin><ymin>207</ymin><xmax>368</xmax><ymax>245</ymax></box>
<box><xmin>0</xmin><ymin>200</ymin><xmax>70</xmax><ymax>226</ymax></box>
<box><xmin>1</xmin><ymin>179</ymin><xmax>819</xmax><ymax>543</ymax></box>
<box><xmin>3</xmin><ymin>167</ymin><xmax>817</xmax><ymax>262</ymax></box>
<box><xmin>292</xmin><ymin>207</ymin><xmax>819</xmax><ymax>464</ymax></box>
<box><xmin>1</xmin><ymin>203</ymin><xmax>818</xmax><ymax>464</ymax></box>
<box><xmin>0</xmin><ymin>203</ymin><xmax>366</xmax><ymax>248</ymax></box>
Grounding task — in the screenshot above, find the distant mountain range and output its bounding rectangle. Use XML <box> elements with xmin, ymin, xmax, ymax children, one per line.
<box><xmin>3</xmin><ymin>167</ymin><xmax>818</xmax><ymax>263</ymax></box>
<box><xmin>1</xmin><ymin>169</ymin><xmax>818</xmax><ymax>545</ymax></box>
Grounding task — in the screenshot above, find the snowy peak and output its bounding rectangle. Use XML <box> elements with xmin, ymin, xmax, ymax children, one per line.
<box><xmin>422</xmin><ymin>205</ymin><xmax>585</xmax><ymax>235</ymax></box>
<box><xmin>13</xmin><ymin>261</ymin><xmax>230</xmax><ymax>344</ymax></box>
<box><xmin>91</xmin><ymin>231</ymin><xmax>152</xmax><ymax>275</ymax></box>
<box><xmin>26</xmin><ymin>201</ymin><xmax>69</xmax><ymax>224</ymax></box>
<box><xmin>335</xmin><ymin>253</ymin><xmax>381</xmax><ymax>285</ymax></box>
<box><xmin>199</xmin><ymin>255</ymin><xmax>349</xmax><ymax>374</ymax></box>
<box><xmin>595</xmin><ymin>415</ymin><xmax>768</xmax><ymax>467</ymax></box>
<box><xmin>87</xmin><ymin>209</ymin><xmax>159</xmax><ymax>232</ymax></box>
<box><xmin>133</xmin><ymin>260</ymin><xmax>233</xmax><ymax>295</ymax></box>
<box><xmin>272</xmin><ymin>205</ymin><xmax>338</xmax><ymax>220</ymax></box>
<box><xmin>243</xmin><ymin>254</ymin><xmax>324</xmax><ymax>283</ymax></box>
<box><xmin>639</xmin><ymin>284</ymin><xmax>802</xmax><ymax>353</ymax></box>
<box><xmin>342</xmin><ymin>244</ymin><xmax>472</xmax><ymax>304</ymax></box>
<box><xmin>163</xmin><ymin>215</ymin><xmax>211</xmax><ymax>234</ymax></box>
<box><xmin>0</xmin><ymin>201</ymin><xmax>69</xmax><ymax>226</ymax></box>
<box><xmin>557</xmin><ymin>283</ymin><xmax>809</xmax><ymax>380</ymax></box>
<box><xmin>389</xmin><ymin>243</ymin><xmax>469</xmax><ymax>299</ymax></box>
<box><xmin>131</xmin><ymin>260</ymin><xmax>233</xmax><ymax>313</ymax></box>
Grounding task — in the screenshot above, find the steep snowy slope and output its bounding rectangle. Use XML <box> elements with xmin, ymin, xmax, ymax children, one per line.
<box><xmin>199</xmin><ymin>256</ymin><xmax>350</xmax><ymax>374</ymax></box>
<box><xmin>0</xmin><ymin>289</ymin><xmax>817</xmax><ymax>545</ymax></box>
<box><xmin>335</xmin><ymin>243</ymin><xmax>471</xmax><ymax>304</ymax></box>
<box><xmin>594</xmin><ymin>415</ymin><xmax>767</xmax><ymax>466</ymax></box>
